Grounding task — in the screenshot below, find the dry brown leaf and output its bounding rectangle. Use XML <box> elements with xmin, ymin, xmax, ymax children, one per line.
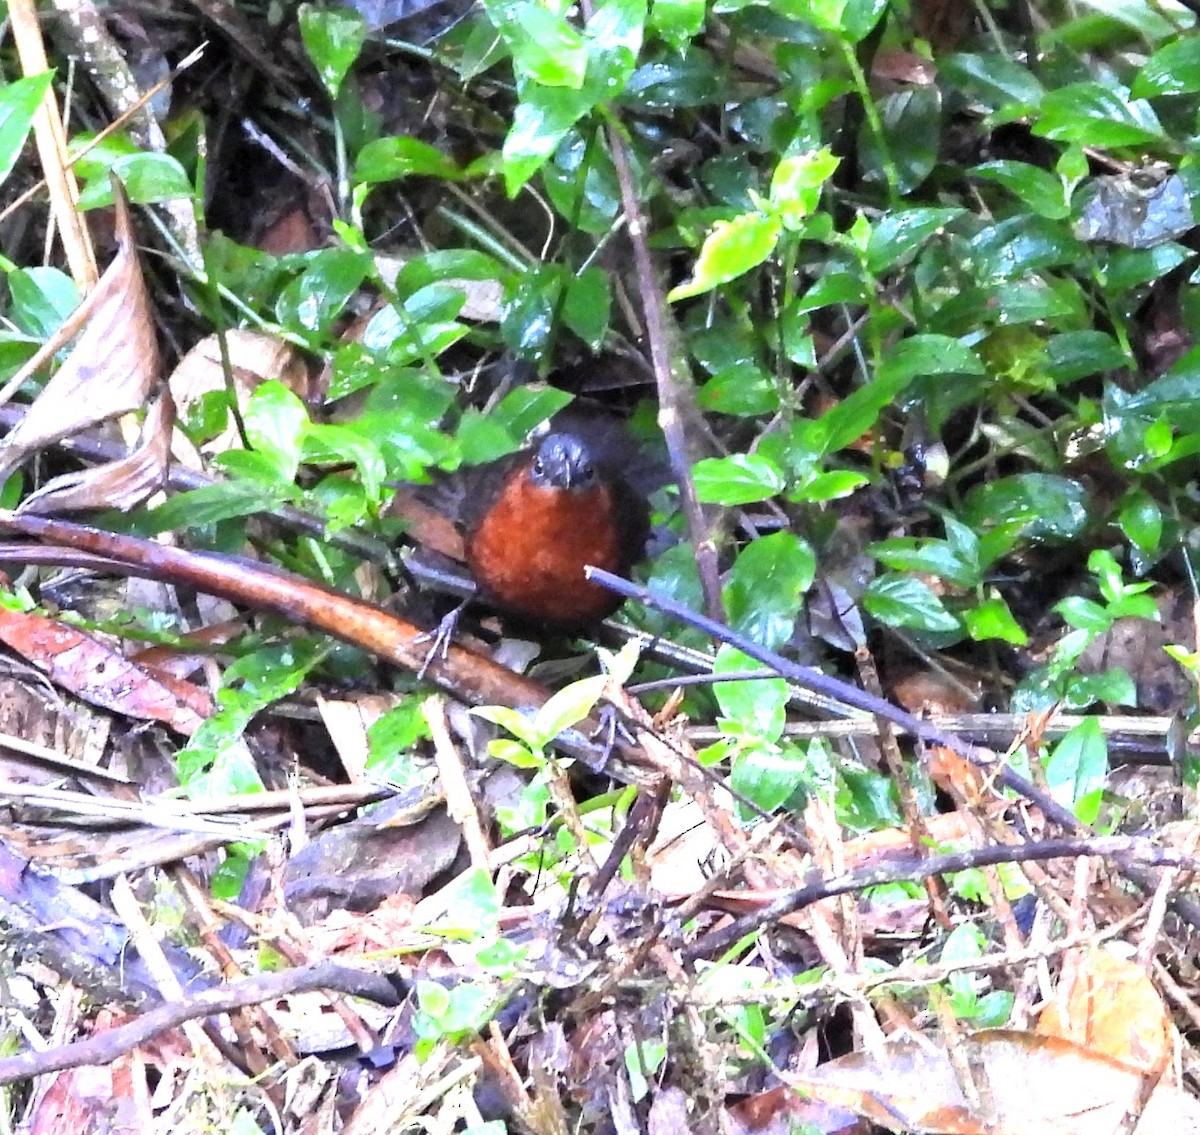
<box><xmin>0</xmin><ymin>605</ymin><xmax>206</xmax><ymax>734</ymax></box>
<box><xmin>792</xmin><ymin>1029</ymin><xmax>1200</xmax><ymax>1135</ymax></box>
<box><xmin>0</xmin><ymin>179</ymin><xmax>160</xmax><ymax>479</ymax></box>
<box><xmin>1037</xmin><ymin>947</ymin><xmax>1170</xmax><ymax>1074</ymax></box>
<box><xmin>19</xmin><ymin>387</ymin><xmax>175</xmax><ymax>513</ymax></box>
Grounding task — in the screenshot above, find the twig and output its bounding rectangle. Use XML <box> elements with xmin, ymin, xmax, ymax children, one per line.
<box><xmin>679</xmin><ymin>836</ymin><xmax>1199</xmax><ymax>961</ymax></box>
<box><xmin>0</xmin><ymin>961</ymin><xmax>399</xmax><ymax>1085</ymax></box>
<box><xmin>587</xmin><ymin>567</ymin><xmax>1080</xmax><ymax>828</ymax></box>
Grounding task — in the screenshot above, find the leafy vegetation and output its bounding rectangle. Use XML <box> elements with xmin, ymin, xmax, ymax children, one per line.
<box><xmin>0</xmin><ymin>0</ymin><xmax>1199</xmax><ymax>1122</ymax></box>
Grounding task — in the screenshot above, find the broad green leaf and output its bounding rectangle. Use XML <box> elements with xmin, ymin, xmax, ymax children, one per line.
<box><xmin>668</xmin><ymin>212</ymin><xmax>782</xmax><ymax>301</ymax></box>
<box><xmin>693</xmin><ymin>453</ymin><xmax>786</xmax><ymax>504</ymax></box>
<box><xmin>865</xmin><ymin>208</ymin><xmax>963</xmax><ymax>273</ymax></box>
<box><xmin>7</xmin><ymin>267</ymin><xmax>79</xmax><ymax>339</ymax></box>
<box><xmin>484</xmin><ymin>0</ymin><xmax>589</xmax><ymax>87</ymax></box>
<box><xmin>276</xmin><ymin>249</ymin><xmax>371</xmax><ymax>336</ymax></box>
<box><xmin>863</xmin><ymin>575</ymin><xmax>960</xmax><ymax>633</ymax></box>
<box><xmin>941</xmin><ymin>53</ymin><xmax>1044</xmax><ymax>113</ymax></box>
<box><xmin>1033</xmin><ymin>83</ymin><xmax>1164</xmax><ymax>147</ymax></box>
<box><xmin>963</xmin><ymin>474</ymin><xmax>1091</xmax><ymax>542</ymax></box>
<box><xmin>769</xmin><ymin>149</ymin><xmax>838</xmax><ymax>227</ymax></box>
<box><xmin>651</xmin><ymin>0</ymin><xmax>704</xmax><ymax>51</ymax></box>
<box><xmin>533</xmin><ymin>674</ymin><xmax>609</xmax><ymax>741</ymax></box>
<box><xmin>299</xmin><ymin>3</ymin><xmax>367</xmax><ymax>97</ymax></box>
<box><xmin>1044</xmin><ymin>718</ymin><xmax>1108</xmax><ymax>824</ymax></box>
<box><xmin>1118</xmin><ymin>488</ymin><xmax>1163</xmax><ymax>557</ymax></box>
<box><xmin>972</xmin><ymin>161</ymin><xmax>1070</xmax><ymax>220</ymax></box>
<box><xmin>0</xmin><ymin>72</ymin><xmax>52</xmax><ymax>188</ymax></box>
<box><xmin>243</xmin><ymin>381</ymin><xmax>310</xmax><ymax>483</ymax></box>
<box><xmin>1134</xmin><ymin>36</ymin><xmax>1200</xmax><ymax>96</ymax></box>
<box><xmin>731</xmin><ymin>741</ymin><xmax>808</xmax><ymax>808</ymax></box>
<box><xmin>502</xmin><ymin>82</ymin><xmax>595</xmax><ymax>193</ymax></box>
<box><xmin>715</xmin><ymin>646</ymin><xmax>788</xmax><ymax>740</ymax></box>
<box><xmin>355</xmin><ymin>137</ymin><xmax>462</xmax><ymax>183</ymax></box>
<box><xmin>964</xmin><ymin>596</ymin><xmax>1029</xmax><ymax>645</ymax></box>
<box><xmin>78</xmin><ymin>152</ymin><xmax>193</xmax><ymax>208</ymax></box>
<box><xmin>724</xmin><ymin>531</ymin><xmax>815</xmax><ymax>649</ymax></box>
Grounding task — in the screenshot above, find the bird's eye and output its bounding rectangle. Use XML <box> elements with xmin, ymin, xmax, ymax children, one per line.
<box><xmin>531</xmin><ymin>457</ymin><xmax>544</xmax><ymax>477</ymax></box>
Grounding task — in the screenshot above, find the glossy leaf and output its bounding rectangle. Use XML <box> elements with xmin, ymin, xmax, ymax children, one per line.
<box><xmin>692</xmin><ymin>453</ymin><xmax>786</xmax><ymax>504</ymax></box>
<box><xmin>863</xmin><ymin>575</ymin><xmax>961</xmax><ymax>633</ymax></box>
<box><xmin>963</xmin><ymin>474</ymin><xmax>1091</xmax><ymax>543</ymax></box>
<box><xmin>1133</xmin><ymin>36</ymin><xmax>1200</xmax><ymax>96</ymax></box>
<box><xmin>355</xmin><ymin>137</ymin><xmax>463</xmax><ymax>183</ymax></box>
<box><xmin>724</xmin><ymin>531</ymin><xmax>815</xmax><ymax>649</ymax></box>
<box><xmin>715</xmin><ymin>646</ymin><xmax>788</xmax><ymax>740</ymax></box>
<box><xmin>0</xmin><ymin>72</ymin><xmax>53</xmax><ymax>188</ymax></box>
<box><xmin>1033</xmin><ymin>83</ymin><xmax>1165</xmax><ymax>147</ymax></box>
<box><xmin>865</xmin><ymin>208</ymin><xmax>963</xmax><ymax>273</ymax></box>
<box><xmin>299</xmin><ymin>3</ymin><xmax>367</xmax><ymax>98</ymax></box>
<box><xmin>964</xmin><ymin>596</ymin><xmax>1029</xmax><ymax>645</ymax></box>
<box><xmin>668</xmin><ymin>211</ymin><xmax>782</xmax><ymax>301</ymax></box>
<box><xmin>1044</xmin><ymin>717</ymin><xmax>1107</xmax><ymax>824</ymax></box>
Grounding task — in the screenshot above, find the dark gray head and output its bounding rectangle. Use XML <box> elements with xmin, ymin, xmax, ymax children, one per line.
<box><xmin>528</xmin><ymin>433</ymin><xmax>598</xmax><ymax>491</ymax></box>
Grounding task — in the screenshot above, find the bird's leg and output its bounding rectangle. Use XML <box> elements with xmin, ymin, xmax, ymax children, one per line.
<box><xmin>414</xmin><ymin>594</ymin><xmax>474</xmax><ymax>680</ymax></box>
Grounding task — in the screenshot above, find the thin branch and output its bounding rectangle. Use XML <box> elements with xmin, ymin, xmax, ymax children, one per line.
<box><xmin>680</xmin><ymin>836</ymin><xmax>1198</xmax><ymax>962</ymax></box>
<box><xmin>0</xmin><ymin>961</ymin><xmax>399</xmax><ymax>1086</ymax></box>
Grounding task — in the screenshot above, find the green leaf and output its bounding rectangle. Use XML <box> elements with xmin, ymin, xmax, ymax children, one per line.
<box><xmin>731</xmin><ymin>740</ymin><xmax>808</xmax><ymax>809</ymax></box>
<box><xmin>303</xmin><ymin>423</ymin><xmax>387</xmax><ymax>500</ymax></box>
<box><xmin>969</xmin><ymin>216</ymin><xmax>1085</xmax><ymax>283</ymax></box>
<box><xmin>532</xmin><ymin>675</ymin><xmax>609</xmax><ymax>743</ymax></box>
<box><xmin>865</xmin><ymin>208</ymin><xmax>963</xmax><ymax>273</ymax></box>
<box><xmin>1134</xmin><ymin>36</ymin><xmax>1200</xmax><ymax>96</ymax></box>
<box><xmin>585</xmin><ymin>0</ymin><xmax>647</xmax><ymax>88</ymax></box>
<box><xmin>788</xmin><ymin>469</ymin><xmax>869</xmax><ymax>503</ymax></box>
<box><xmin>0</xmin><ymin>72</ymin><xmax>52</xmax><ymax>188</ymax></box>
<box><xmin>355</xmin><ymin>136</ymin><xmax>462</xmax><ymax>183</ymax></box>
<box><xmin>1055</xmin><ymin>595</ymin><xmax>1111</xmax><ymax>632</ymax></box>
<box><xmin>791</xmin><ymin>272</ymin><xmax>869</xmax><ymax>313</ymax></box>
<box><xmin>473</xmin><ymin>705</ymin><xmax>541</xmax><ymax>751</ymax></box>
<box><xmin>651</xmin><ymin>0</ymin><xmax>704</xmax><ymax>51</ymax></box>
<box><xmin>1119</xmin><ymin>488</ymin><xmax>1163</xmax><ymax>557</ymax></box>
<box><xmin>78</xmin><ymin>152</ymin><xmax>193</xmax><ymax>208</ymax></box>
<box><xmin>941</xmin><ymin>52</ymin><xmax>1044</xmax><ymax>114</ymax></box>
<box><xmin>769</xmin><ymin>149</ymin><xmax>838</xmax><ymax>227</ymax></box>
<box><xmin>692</xmin><ymin>453</ymin><xmax>786</xmax><ymax>505</ymax></box>
<box><xmin>863</xmin><ymin>575</ymin><xmax>961</xmax><ymax>633</ymax></box>
<box><xmin>668</xmin><ymin>212</ymin><xmax>782</xmax><ymax>301</ymax></box>
<box><xmin>502</xmin><ymin>82</ymin><xmax>595</xmax><ymax>194</ymax></box>
<box><xmin>714</xmin><ymin>646</ymin><xmax>788</xmax><ymax>739</ymax></box>
<box><xmin>869</xmin><ymin>534</ymin><xmax>980</xmax><ymax>589</ymax></box>
<box><xmin>299</xmin><ymin>3</ymin><xmax>367</xmax><ymax>98</ymax></box>
<box><xmin>972</xmin><ymin>161</ymin><xmax>1070</xmax><ymax>220</ymax></box>
<box><xmin>862</xmin><ymin>86</ymin><xmax>941</xmax><ymax>194</ymax></box>
<box><xmin>501</xmin><ymin>263</ymin><xmax>566</xmax><ymax>362</ymax></box>
<box><xmin>484</xmin><ymin>0</ymin><xmax>589</xmax><ymax>87</ymax></box>
<box><xmin>141</xmin><ymin>480</ymin><xmax>297</xmax><ymax>532</ymax></box>
<box><xmin>724</xmin><ymin>531</ymin><xmax>815</xmax><ymax>649</ymax></box>
<box><xmin>1046</xmin><ymin>331</ymin><xmax>1130</xmax><ymax>382</ymax></box>
<box><xmin>963</xmin><ymin>474</ymin><xmax>1091</xmax><ymax>542</ymax></box>
<box><xmin>698</xmin><ymin>361</ymin><xmax>781</xmax><ymax>416</ymax></box>
<box><xmin>562</xmin><ymin>267</ymin><xmax>612</xmax><ymax>351</ymax></box>
<box><xmin>879</xmin><ymin>335</ymin><xmax>986</xmax><ymax>384</ymax></box>
<box><xmin>1044</xmin><ymin>718</ymin><xmax>1108</xmax><ymax>824</ymax></box>
<box><xmin>7</xmin><ymin>267</ymin><xmax>80</xmax><ymax>339</ymax></box>
<box><xmin>1033</xmin><ymin>83</ymin><xmax>1164</xmax><ymax>147</ymax></box>
<box><xmin>276</xmin><ymin>249</ymin><xmax>371</xmax><ymax>336</ymax></box>
<box><xmin>243</xmin><ymin>381</ymin><xmax>310</xmax><ymax>483</ymax></box>
<box><xmin>964</xmin><ymin>596</ymin><xmax>1029</xmax><ymax>645</ymax></box>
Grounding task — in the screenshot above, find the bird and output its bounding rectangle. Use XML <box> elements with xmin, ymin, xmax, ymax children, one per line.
<box><xmin>458</xmin><ymin>426</ymin><xmax>653</xmax><ymax>630</ymax></box>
